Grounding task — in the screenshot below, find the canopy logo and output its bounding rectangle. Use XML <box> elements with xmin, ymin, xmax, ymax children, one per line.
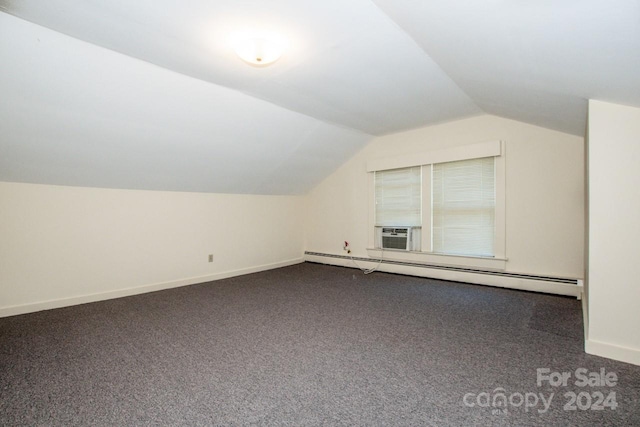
<box><xmin>463</xmin><ymin>368</ymin><xmax>619</xmax><ymax>415</ymax></box>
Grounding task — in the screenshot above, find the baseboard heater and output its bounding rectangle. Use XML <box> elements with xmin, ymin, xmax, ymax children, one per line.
<box><xmin>304</xmin><ymin>251</ymin><xmax>578</xmax><ymax>285</ymax></box>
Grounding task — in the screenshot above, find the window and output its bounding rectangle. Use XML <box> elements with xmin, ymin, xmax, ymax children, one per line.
<box><xmin>374</xmin><ymin>160</ymin><xmax>495</xmax><ymax>257</ymax></box>
<box><xmin>432</xmin><ymin>157</ymin><xmax>495</xmax><ymax>257</ymax></box>
<box><xmin>367</xmin><ymin>140</ymin><xmax>504</xmax><ymax>266</ymax></box>
<box><xmin>375</xmin><ymin>166</ymin><xmax>421</xmax><ymax>226</ymax></box>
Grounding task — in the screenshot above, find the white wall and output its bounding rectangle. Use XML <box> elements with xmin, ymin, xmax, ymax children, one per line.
<box><xmin>586</xmin><ymin>100</ymin><xmax>640</xmax><ymax>365</ymax></box>
<box><xmin>305</xmin><ymin>115</ymin><xmax>585</xmax><ymax>281</ymax></box>
<box><xmin>0</xmin><ymin>182</ymin><xmax>304</xmax><ymax>316</ymax></box>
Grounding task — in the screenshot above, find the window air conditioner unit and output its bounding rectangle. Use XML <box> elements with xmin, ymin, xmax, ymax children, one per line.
<box><xmin>375</xmin><ymin>226</ymin><xmax>421</xmax><ymax>251</ymax></box>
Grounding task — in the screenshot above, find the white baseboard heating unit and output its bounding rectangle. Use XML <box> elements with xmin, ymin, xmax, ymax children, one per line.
<box><xmin>303</xmin><ymin>251</ymin><xmax>582</xmax><ymax>298</ymax></box>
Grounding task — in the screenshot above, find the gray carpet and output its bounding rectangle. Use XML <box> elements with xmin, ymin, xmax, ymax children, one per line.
<box><xmin>1</xmin><ymin>262</ymin><xmax>639</xmax><ymax>426</ymax></box>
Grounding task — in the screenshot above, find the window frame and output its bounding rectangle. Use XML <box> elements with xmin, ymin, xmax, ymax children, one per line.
<box><xmin>367</xmin><ymin>141</ymin><xmax>506</xmax><ymax>270</ymax></box>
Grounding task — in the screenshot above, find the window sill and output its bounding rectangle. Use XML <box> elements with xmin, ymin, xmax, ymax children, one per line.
<box><xmin>366</xmin><ymin>248</ymin><xmax>507</xmax><ymax>271</ymax></box>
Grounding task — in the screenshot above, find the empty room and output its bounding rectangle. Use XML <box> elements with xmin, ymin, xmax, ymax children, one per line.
<box><xmin>1</xmin><ymin>1</ymin><xmax>639</xmax><ymax>425</ymax></box>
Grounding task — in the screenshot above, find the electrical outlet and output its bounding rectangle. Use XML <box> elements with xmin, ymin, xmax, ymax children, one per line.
<box><xmin>208</xmin><ymin>254</ymin><xmax>214</xmax><ymax>262</ymax></box>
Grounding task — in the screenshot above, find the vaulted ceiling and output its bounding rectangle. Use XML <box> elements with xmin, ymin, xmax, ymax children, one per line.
<box><xmin>1</xmin><ymin>1</ymin><xmax>638</xmax><ymax>194</ymax></box>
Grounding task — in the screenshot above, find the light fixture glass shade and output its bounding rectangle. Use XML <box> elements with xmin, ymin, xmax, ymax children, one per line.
<box><xmin>235</xmin><ymin>37</ymin><xmax>284</xmax><ymax>66</ymax></box>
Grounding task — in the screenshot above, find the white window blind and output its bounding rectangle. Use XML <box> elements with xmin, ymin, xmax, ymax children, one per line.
<box><xmin>375</xmin><ymin>166</ymin><xmax>421</xmax><ymax>226</ymax></box>
<box><xmin>432</xmin><ymin>157</ymin><xmax>495</xmax><ymax>257</ymax></box>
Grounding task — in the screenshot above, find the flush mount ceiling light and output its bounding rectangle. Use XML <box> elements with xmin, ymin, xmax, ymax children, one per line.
<box><xmin>233</xmin><ymin>32</ymin><xmax>287</xmax><ymax>67</ymax></box>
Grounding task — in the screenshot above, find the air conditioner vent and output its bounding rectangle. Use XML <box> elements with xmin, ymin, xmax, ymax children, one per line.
<box><xmin>375</xmin><ymin>226</ymin><xmax>421</xmax><ymax>251</ymax></box>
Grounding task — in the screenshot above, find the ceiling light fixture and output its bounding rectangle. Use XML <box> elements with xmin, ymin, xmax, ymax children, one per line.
<box><xmin>234</xmin><ymin>34</ymin><xmax>286</xmax><ymax>67</ymax></box>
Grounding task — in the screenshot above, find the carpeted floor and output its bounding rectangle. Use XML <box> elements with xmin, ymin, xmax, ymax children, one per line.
<box><xmin>1</xmin><ymin>262</ymin><xmax>639</xmax><ymax>426</ymax></box>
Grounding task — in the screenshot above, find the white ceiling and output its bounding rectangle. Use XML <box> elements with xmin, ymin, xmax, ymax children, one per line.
<box><xmin>1</xmin><ymin>1</ymin><xmax>639</xmax><ymax>194</ymax></box>
<box><xmin>372</xmin><ymin>0</ymin><xmax>640</xmax><ymax>136</ymax></box>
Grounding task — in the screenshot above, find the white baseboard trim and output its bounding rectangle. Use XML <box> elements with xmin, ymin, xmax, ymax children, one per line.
<box><xmin>0</xmin><ymin>257</ymin><xmax>304</xmax><ymax>318</ymax></box>
<box><xmin>585</xmin><ymin>339</ymin><xmax>640</xmax><ymax>366</ymax></box>
<box><xmin>305</xmin><ymin>252</ymin><xmax>582</xmax><ymax>297</ymax></box>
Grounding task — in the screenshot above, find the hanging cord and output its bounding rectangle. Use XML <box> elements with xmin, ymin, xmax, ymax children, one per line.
<box><xmin>344</xmin><ymin>241</ymin><xmax>384</xmax><ymax>274</ymax></box>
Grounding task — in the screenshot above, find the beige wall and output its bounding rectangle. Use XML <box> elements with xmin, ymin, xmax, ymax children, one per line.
<box><xmin>0</xmin><ymin>182</ymin><xmax>304</xmax><ymax>316</ymax></box>
<box><xmin>305</xmin><ymin>114</ymin><xmax>585</xmax><ymax>279</ymax></box>
<box><xmin>2</xmin><ymin>115</ymin><xmax>586</xmax><ymax>315</ymax></box>
<box><xmin>587</xmin><ymin>100</ymin><xmax>640</xmax><ymax>365</ymax></box>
